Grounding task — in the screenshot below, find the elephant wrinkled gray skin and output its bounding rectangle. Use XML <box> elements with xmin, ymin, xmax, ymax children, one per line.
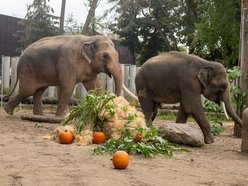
<box><xmin>135</xmin><ymin>51</ymin><xmax>243</xmax><ymax>144</ymax></box>
<box><xmin>4</xmin><ymin>35</ymin><xmax>123</xmax><ymax>117</ymax></box>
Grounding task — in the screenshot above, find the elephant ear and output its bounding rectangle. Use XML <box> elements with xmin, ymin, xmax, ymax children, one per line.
<box><xmin>81</xmin><ymin>40</ymin><xmax>97</xmax><ymax>64</ymax></box>
<box><xmin>197</xmin><ymin>66</ymin><xmax>213</xmax><ymax>87</ymax></box>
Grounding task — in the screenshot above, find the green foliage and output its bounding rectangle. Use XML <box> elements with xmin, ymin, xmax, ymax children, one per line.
<box><xmin>125</xmin><ymin>113</ymin><xmax>138</xmax><ymax>126</ymax></box>
<box><xmin>228</xmin><ymin>66</ymin><xmax>246</xmax><ymax>108</ymax></box>
<box><xmin>92</xmin><ymin>127</ymin><xmax>187</xmax><ymax>157</ymax></box>
<box><xmin>204</xmin><ymin>100</ymin><xmax>224</xmax><ymax>135</ymax></box>
<box><xmin>64</xmin><ymin>13</ymin><xmax>83</xmax><ymax>34</ymax></box>
<box><xmin>192</xmin><ymin>0</ymin><xmax>240</xmax><ymax>66</ymax></box>
<box><xmin>107</xmin><ymin>0</ymin><xmax>181</xmax><ymax>64</ymax></box>
<box><xmin>15</xmin><ymin>0</ymin><xmax>60</xmax><ymax>53</ymax></box>
<box><xmin>65</xmin><ymin>13</ymin><xmax>107</xmax><ymax>35</ymax></box>
<box><xmin>156</xmin><ymin>112</ymin><xmax>176</xmax><ymax>121</ymax></box>
<box><xmin>62</xmin><ymin>91</ymin><xmax>116</xmax><ymax>133</ymax></box>
<box><xmin>228</xmin><ymin>66</ymin><xmax>242</xmax><ymax>81</ymax></box>
<box><xmin>107</xmin><ymin>0</ymin><xmax>240</xmax><ymax>67</ymax></box>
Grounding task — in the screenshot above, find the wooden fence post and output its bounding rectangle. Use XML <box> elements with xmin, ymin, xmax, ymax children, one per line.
<box><xmin>75</xmin><ymin>83</ymin><xmax>87</xmax><ymax>99</ymax></box>
<box><xmin>121</xmin><ymin>64</ymin><xmax>125</xmax><ymax>96</ymax></box>
<box><xmin>129</xmin><ymin>65</ymin><xmax>136</xmax><ymax>94</ymax></box>
<box><xmin>99</xmin><ymin>73</ymin><xmax>107</xmax><ymax>90</ymax></box>
<box><xmin>47</xmin><ymin>86</ymin><xmax>56</xmax><ymax>98</ymax></box>
<box><xmin>10</xmin><ymin>57</ymin><xmax>18</xmax><ymax>92</ymax></box>
<box><xmin>2</xmin><ymin>56</ymin><xmax>11</xmax><ymax>92</ymax></box>
<box><xmin>123</xmin><ymin>65</ymin><xmax>130</xmax><ymax>98</ymax></box>
<box><xmin>106</xmin><ymin>76</ymin><xmax>114</xmax><ymax>93</ymax></box>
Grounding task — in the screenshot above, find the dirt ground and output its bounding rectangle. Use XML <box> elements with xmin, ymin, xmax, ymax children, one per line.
<box><xmin>1</xmin><ymin>108</ymin><xmax>248</xmax><ymax>186</ymax></box>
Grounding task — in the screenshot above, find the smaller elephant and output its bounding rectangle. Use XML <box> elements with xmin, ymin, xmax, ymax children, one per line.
<box><xmin>135</xmin><ymin>51</ymin><xmax>243</xmax><ymax>144</ymax></box>
<box><xmin>4</xmin><ymin>35</ymin><xmax>123</xmax><ymax>117</ymax></box>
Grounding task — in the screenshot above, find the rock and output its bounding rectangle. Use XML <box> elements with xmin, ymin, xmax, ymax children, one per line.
<box><xmin>157</xmin><ymin>122</ymin><xmax>204</xmax><ymax>147</ymax></box>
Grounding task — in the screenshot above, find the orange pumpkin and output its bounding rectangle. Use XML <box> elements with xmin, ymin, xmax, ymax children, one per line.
<box><xmin>58</xmin><ymin>130</ymin><xmax>74</xmax><ymax>144</ymax></box>
<box><xmin>134</xmin><ymin>133</ymin><xmax>142</xmax><ymax>143</ymax></box>
<box><xmin>92</xmin><ymin>132</ymin><xmax>106</xmax><ymax>144</ymax></box>
<box><xmin>112</xmin><ymin>150</ymin><xmax>129</xmax><ymax>169</ymax></box>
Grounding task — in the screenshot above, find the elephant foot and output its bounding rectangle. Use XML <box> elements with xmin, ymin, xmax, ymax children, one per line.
<box><xmin>4</xmin><ymin>104</ymin><xmax>14</xmax><ymax>115</ymax></box>
<box><xmin>33</xmin><ymin>110</ymin><xmax>45</xmax><ymax>116</ymax></box>
<box><xmin>146</xmin><ymin>122</ymin><xmax>154</xmax><ymax>128</ymax></box>
<box><xmin>55</xmin><ymin>112</ymin><xmax>65</xmax><ymax>118</ymax></box>
<box><xmin>204</xmin><ymin>134</ymin><xmax>215</xmax><ymax>144</ymax></box>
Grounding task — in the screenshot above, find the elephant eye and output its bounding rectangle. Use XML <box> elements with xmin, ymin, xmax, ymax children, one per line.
<box><xmin>220</xmin><ymin>84</ymin><xmax>227</xmax><ymax>91</ymax></box>
<box><xmin>102</xmin><ymin>52</ymin><xmax>110</xmax><ymax>61</ymax></box>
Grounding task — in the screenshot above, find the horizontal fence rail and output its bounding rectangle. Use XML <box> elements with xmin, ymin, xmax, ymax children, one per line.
<box><xmin>0</xmin><ymin>56</ymin><xmax>140</xmax><ymax>104</ymax></box>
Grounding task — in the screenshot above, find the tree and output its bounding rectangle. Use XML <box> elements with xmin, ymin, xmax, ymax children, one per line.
<box><xmin>82</xmin><ymin>0</ymin><xmax>99</xmax><ymax>35</ymax></box>
<box><xmin>60</xmin><ymin>0</ymin><xmax>67</xmax><ymax>34</ymax></box>
<box><xmin>15</xmin><ymin>0</ymin><xmax>60</xmax><ymax>53</ymax></box>
<box><xmin>107</xmin><ymin>0</ymin><xmax>240</xmax><ymax>67</ymax></box>
<box><xmin>192</xmin><ymin>0</ymin><xmax>240</xmax><ymax>67</ymax></box>
<box><xmin>177</xmin><ymin>0</ymin><xmax>202</xmax><ymax>53</ymax></box>
<box><xmin>107</xmin><ymin>0</ymin><xmax>181</xmax><ymax>65</ymax></box>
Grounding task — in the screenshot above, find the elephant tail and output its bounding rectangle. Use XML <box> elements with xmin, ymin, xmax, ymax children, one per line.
<box><xmin>3</xmin><ymin>76</ymin><xmax>19</xmax><ymax>101</ymax></box>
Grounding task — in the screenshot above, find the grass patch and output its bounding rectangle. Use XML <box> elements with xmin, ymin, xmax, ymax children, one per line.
<box><xmin>156</xmin><ymin>111</ymin><xmax>176</xmax><ymax>121</ymax></box>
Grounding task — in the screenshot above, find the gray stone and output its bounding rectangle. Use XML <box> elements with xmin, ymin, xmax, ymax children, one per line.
<box><xmin>157</xmin><ymin>122</ymin><xmax>204</xmax><ymax>147</ymax></box>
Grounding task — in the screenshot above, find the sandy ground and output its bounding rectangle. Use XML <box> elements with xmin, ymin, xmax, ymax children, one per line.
<box><xmin>1</xmin><ymin>108</ymin><xmax>248</xmax><ymax>186</ymax></box>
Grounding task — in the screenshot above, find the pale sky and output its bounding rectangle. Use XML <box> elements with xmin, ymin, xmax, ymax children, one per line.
<box><xmin>0</xmin><ymin>0</ymin><xmax>110</xmax><ymax>24</ymax></box>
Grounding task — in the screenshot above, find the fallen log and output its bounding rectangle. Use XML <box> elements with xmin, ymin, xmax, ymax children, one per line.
<box><xmin>21</xmin><ymin>114</ymin><xmax>64</xmax><ymax>123</ymax></box>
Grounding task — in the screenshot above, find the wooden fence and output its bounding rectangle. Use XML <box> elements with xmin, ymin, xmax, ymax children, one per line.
<box><xmin>0</xmin><ymin>56</ymin><xmax>140</xmax><ymax>102</ymax></box>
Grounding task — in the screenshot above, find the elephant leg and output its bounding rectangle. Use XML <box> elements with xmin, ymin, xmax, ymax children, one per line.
<box><xmin>138</xmin><ymin>94</ymin><xmax>157</xmax><ymax>127</ymax></box>
<box><xmin>56</xmin><ymin>83</ymin><xmax>75</xmax><ymax>117</ymax></box>
<box><xmin>182</xmin><ymin>95</ymin><xmax>214</xmax><ymax>144</ymax></box>
<box><xmin>176</xmin><ymin>103</ymin><xmax>189</xmax><ymax>123</ymax></box>
<box><xmin>4</xmin><ymin>94</ymin><xmax>28</xmax><ymax>115</ymax></box>
<box><xmin>33</xmin><ymin>87</ymin><xmax>47</xmax><ymax>115</ymax></box>
<box><xmin>151</xmin><ymin>103</ymin><xmax>159</xmax><ymax>122</ymax></box>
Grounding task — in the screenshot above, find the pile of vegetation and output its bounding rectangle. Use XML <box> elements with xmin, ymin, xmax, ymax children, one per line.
<box><xmin>61</xmin><ymin>91</ymin><xmax>186</xmax><ymax>156</ymax></box>
<box><xmin>93</xmin><ymin>127</ymin><xmax>187</xmax><ymax>157</ymax></box>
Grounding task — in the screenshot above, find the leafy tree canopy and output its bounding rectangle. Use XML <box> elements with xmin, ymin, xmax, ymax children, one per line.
<box><xmin>192</xmin><ymin>0</ymin><xmax>240</xmax><ymax>67</ymax></box>
<box><xmin>108</xmin><ymin>0</ymin><xmax>182</xmax><ymax>65</ymax></box>
<box><xmin>107</xmin><ymin>0</ymin><xmax>240</xmax><ymax>66</ymax></box>
<box><xmin>15</xmin><ymin>0</ymin><xmax>60</xmax><ymax>53</ymax></box>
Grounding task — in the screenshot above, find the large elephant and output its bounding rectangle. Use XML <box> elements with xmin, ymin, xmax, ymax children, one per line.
<box><xmin>135</xmin><ymin>51</ymin><xmax>243</xmax><ymax>144</ymax></box>
<box><xmin>4</xmin><ymin>35</ymin><xmax>123</xmax><ymax>117</ymax></box>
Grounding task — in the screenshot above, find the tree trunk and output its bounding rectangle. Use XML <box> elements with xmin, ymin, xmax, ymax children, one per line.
<box><xmin>60</xmin><ymin>0</ymin><xmax>66</xmax><ymax>34</ymax></box>
<box><xmin>239</xmin><ymin>0</ymin><xmax>248</xmax><ymax>137</ymax></box>
<box><xmin>82</xmin><ymin>0</ymin><xmax>99</xmax><ymax>35</ymax></box>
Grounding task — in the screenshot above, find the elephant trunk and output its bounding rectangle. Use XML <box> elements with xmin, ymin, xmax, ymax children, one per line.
<box><xmin>222</xmin><ymin>88</ymin><xmax>243</xmax><ymax>127</ymax></box>
<box><xmin>107</xmin><ymin>63</ymin><xmax>123</xmax><ymax>96</ymax></box>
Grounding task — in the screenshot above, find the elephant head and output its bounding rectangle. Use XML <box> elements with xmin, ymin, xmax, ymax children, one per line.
<box><xmin>81</xmin><ymin>36</ymin><xmax>122</xmax><ymax>96</ymax></box>
<box><xmin>198</xmin><ymin>62</ymin><xmax>243</xmax><ymax>126</ymax></box>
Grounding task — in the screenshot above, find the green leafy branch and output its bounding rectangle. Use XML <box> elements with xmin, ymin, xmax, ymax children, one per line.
<box><xmin>228</xmin><ymin>66</ymin><xmax>246</xmax><ymax>108</ymax></box>
<box><xmin>62</xmin><ymin>91</ymin><xmax>116</xmax><ymax>133</ymax></box>
<box><xmin>92</xmin><ymin>127</ymin><xmax>188</xmax><ymax>157</ymax></box>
